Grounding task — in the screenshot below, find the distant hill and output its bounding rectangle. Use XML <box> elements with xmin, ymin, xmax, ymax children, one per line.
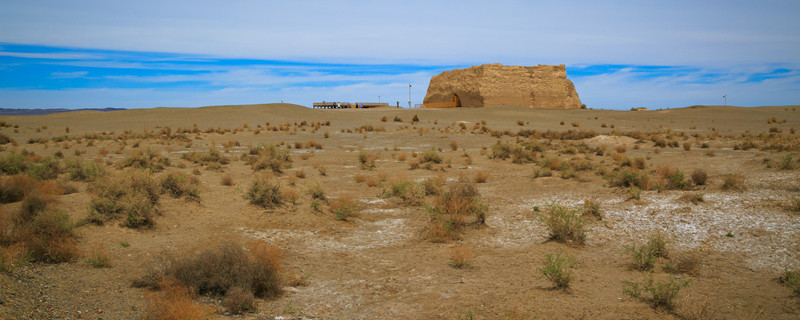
<box><xmin>0</xmin><ymin>108</ymin><xmax>125</xmax><ymax>116</ymax></box>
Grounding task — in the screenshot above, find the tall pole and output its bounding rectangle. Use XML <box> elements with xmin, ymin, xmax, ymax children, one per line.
<box><xmin>408</xmin><ymin>83</ymin><xmax>412</xmax><ymax>109</ymax></box>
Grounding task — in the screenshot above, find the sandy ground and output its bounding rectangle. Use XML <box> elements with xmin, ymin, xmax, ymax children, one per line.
<box><xmin>1</xmin><ymin>104</ymin><xmax>799</xmax><ymax>319</ymax></box>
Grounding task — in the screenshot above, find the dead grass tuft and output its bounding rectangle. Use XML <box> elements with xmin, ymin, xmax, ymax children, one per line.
<box><xmin>721</xmin><ymin>173</ymin><xmax>745</xmax><ymax>191</ymax></box>
<box><xmin>144</xmin><ymin>278</ymin><xmax>213</xmax><ymax>320</ymax></box>
<box><xmin>473</xmin><ymin>170</ymin><xmax>490</xmax><ymax>183</ymax></box>
<box><xmin>448</xmin><ymin>246</ymin><xmax>475</xmax><ymax>268</ymax></box>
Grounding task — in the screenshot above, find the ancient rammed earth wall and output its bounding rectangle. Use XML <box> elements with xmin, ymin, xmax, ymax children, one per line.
<box><xmin>423</xmin><ymin>64</ymin><xmax>582</xmax><ymax>109</ymax></box>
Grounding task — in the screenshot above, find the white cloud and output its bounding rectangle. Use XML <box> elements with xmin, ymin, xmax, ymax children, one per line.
<box><xmin>1</xmin><ymin>1</ymin><xmax>798</xmax><ymax>66</ymax></box>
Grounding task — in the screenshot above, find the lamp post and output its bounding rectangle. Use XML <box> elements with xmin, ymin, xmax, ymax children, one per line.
<box><xmin>408</xmin><ymin>83</ymin><xmax>411</xmax><ymax>109</ymax></box>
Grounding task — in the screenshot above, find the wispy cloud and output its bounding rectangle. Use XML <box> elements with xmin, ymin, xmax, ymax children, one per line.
<box><xmin>0</xmin><ymin>43</ymin><xmax>798</xmax><ymax>109</ymax></box>
<box><xmin>50</xmin><ymin>71</ymin><xmax>88</xmax><ymax>79</ymax></box>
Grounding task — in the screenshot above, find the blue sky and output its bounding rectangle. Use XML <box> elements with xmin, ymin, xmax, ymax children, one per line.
<box><xmin>1</xmin><ymin>0</ymin><xmax>799</xmax><ymax>110</ymax></box>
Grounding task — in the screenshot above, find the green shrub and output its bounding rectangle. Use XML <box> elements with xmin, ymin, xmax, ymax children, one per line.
<box><xmin>626</xmin><ymin>231</ymin><xmax>669</xmax><ymax>271</ymax></box>
<box><xmin>160</xmin><ymin>171</ymin><xmax>200</xmax><ymax>201</ymax></box>
<box><xmin>609</xmin><ymin>169</ymin><xmax>650</xmax><ymax>190</ymax></box>
<box><xmin>245</xmin><ymin>177</ymin><xmax>283</xmax><ymax>208</ymax></box>
<box><xmin>779</xmin><ymin>269</ymin><xmax>800</xmax><ymax>296</ymax></box>
<box><xmin>85</xmin><ymin>250</ymin><xmax>111</xmax><ymax>268</ymax></box>
<box><xmin>626</xmin><ymin>244</ymin><xmax>657</xmax><ymax>271</ymax></box>
<box><xmin>539</xmin><ymin>251</ymin><xmax>576</xmax><ymax>289</ymax></box>
<box><xmin>780</xmin><ymin>153</ymin><xmax>796</xmax><ymax>170</ymax></box>
<box><xmin>665</xmin><ymin>170</ymin><xmax>687</xmax><ymax>190</ymax></box>
<box><xmin>65</xmin><ymin>158</ymin><xmax>104</xmax><ymax>181</ymax></box>
<box><xmin>623</xmin><ymin>277</ymin><xmax>691</xmax><ymax>310</ymax></box>
<box><xmin>0</xmin><ymin>153</ymin><xmax>29</xmax><ymax>175</ymax></box>
<box><xmin>26</xmin><ymin>157</ymin><xmax>62</xmax><ymax>180</ymax></box>
<box><xmin>541</xmin><ymin>204</ymin><xmax>585</xmax><ymax>245</ymax></box>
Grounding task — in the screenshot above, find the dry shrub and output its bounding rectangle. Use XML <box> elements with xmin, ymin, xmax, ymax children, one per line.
<box><xmin>473</xmin><ymin>170</ymin><xmax>490</xmax><ymax>183</ymax></box>
<box><xmin>0</xmin><ymin>174</ymin><xmax>47</xmax><ymax>204</ymax></box>
<box><xmin>690</xmin><ymin>169</ymin><xmax>708</xmax><ymax>186</ymax></box>
<box><xmin>354</xmin><ymin>174</ymin><xmax>366</xmax><ymax>183</ymax></box>
<box><xmin>88</xmin><ymin>169</ymin><xmax>161</xmax><ymax>228</ymax></box>
<box><xmin>181</xmin><ymin>147</ymin><xmax>229</xmax><ymax>166</ymax></box>
<box><xmin>366</xmin><ymin>176</ymin><xmax>380</xmax><ymax>187</ymax></box>
<box><xmin>220</xmin><ymin>173</ymin><xmax>234</xmax><ymax>186</ymax></box>
<box><xmin>448</xmin><ymin>246</ymin><xmax>475</xmax><ymax>268</ymax></box>
<box><xmin>120</xmin><ymin>148</ymin><xmax>170</xmax><ymax>172</ymax></box>
<box><xmin>329</xmin><ymin>195</ymin><xmax>357</xmax><ymax>221</ymax></box>
<box><xmin>358</xmin><ymin>150</ymin><xmax>379</xmax><ymax>169</ymax></box>
<box><xmin>615</xmin><ymin>145</ymin><xmax>627</xmax><ymax>153</ymax></box>
<box><xmin>664</xmin><ymin>252</ymin><xmax>700</xmax><ymax>276</ymax></box>
<box><xmin>425</xmin><ymin>182</ymin><xmax>487</xmax><ymax>242</ymax></box>
<box><xmin>656</xmin><ymin>166</ymin><xmax>687</xmax><ymax>190</ymax></box>
<box><xmin>19</xmin><ymin>191</ymin><xmax>50</xmax><ymax>223</ymax></box>
<box><xmin>137</xmin><ymin>242</ymin><xmax>283</xmax><ymax>299</ymax></box>
<box><xmin>247</xmin><ymin>144</ymin><xmax>291</xmax><ymax>173</ymax></box>
<box><xmin>144</xmin><ymin>278</ymin><xmax>212</xmax><ymax>320</ymax></box>
<box><xmin>0</xmin><ymin>243</ymin><xmax>28</xmax><ymax>273</ymax></box>
<box><xmin>65</xmin><ymin>158</ymin><xmax>104</xmax><ymax>181</ymax></box>
<box><xmin>223</xmin><ymin>286</ymin><xmax>255</xmax><ymax>315</ymax></box>
<box><xmin>722</xmin><ymin>173</ymin><xmax>745</xmax><ymax>191</ymax></box>
<box><xmin>282</xmin><ymin>188</ymin><xmax>299</xmax><ymax>205</ymax></box>
<box><xmin>245</xmin><ymin>176</ymin><xmax>284</xmax><ymax>208</ymax></box>
<box><xmin>421</xmin><ymin>175</ymin><xmax>445</xmax><ymax>196</ymax></box>
<box><xmin>21</xmin><ymin>210</ymin><xmax>78</xmax><ymax>263</ymax></box>
<box><xmin>679</xmin><ymin>294</ymin><xmax>719</xmax><ymax>320</ymax></box>
<box><xmin>582</xmin><ymin>199</ymin><xmax>601</xmax><ymax>218</ymax></box>
<box><xmin>160</xmin><ymin>171</ymin><xmax>200</xmax><ymax>201</ymax></box>
<box><xmin>387</xmin><ymin>181</ymin><xmax>424</xmax><ymax>205</ymax></box>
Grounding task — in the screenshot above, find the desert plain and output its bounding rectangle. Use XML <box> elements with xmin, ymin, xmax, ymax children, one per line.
<box><xmin>0</xmin><ymin>104</ymin><xmax>799</xmax><ymax>319</ymax></box>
